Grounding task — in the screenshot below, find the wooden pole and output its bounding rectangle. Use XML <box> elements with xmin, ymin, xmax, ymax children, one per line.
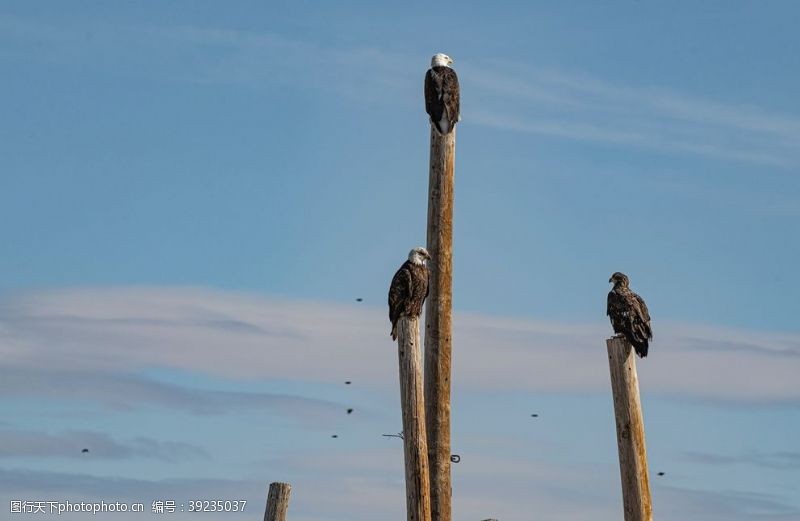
<box><xmin>397</xmin><ymin>315</ymin><xmax>432</xmax><ymax>521</ymax></box>
<box><xmin>263</xmin><ymin>482</ymin><xmax>291</xmax><ymax>521</ymax></box>
<box><xmin>424</xmin><ymin>125</ymin><xmax>455</xmax><ymax>521</ymax></box>
<box><xmin>606</xmin><ymin>337</ymin><xmax>653</xmax><ymax>521</ymax></box>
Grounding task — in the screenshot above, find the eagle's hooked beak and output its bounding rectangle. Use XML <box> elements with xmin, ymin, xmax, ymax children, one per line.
<box><xmin>608</xmin><ymin>277</ymin><xmax>613</xmax><ymax>283</ymax></box>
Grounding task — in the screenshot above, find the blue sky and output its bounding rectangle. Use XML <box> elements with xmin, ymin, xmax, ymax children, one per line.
<box><xmin>1</xmin><ymin>2</ymin><xmax>799</xmax><ymax>520</ymax></box>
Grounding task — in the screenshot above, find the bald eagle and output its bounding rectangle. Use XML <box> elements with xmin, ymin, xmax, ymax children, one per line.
<box><xmin>424</xmin><ymin>53</ymin><xmax>460</xmax><ymax>135</ymax></box>
<box><xmin>607</xmin><ymin>272</ymin><xmax>652</xmax><ymax>357</ymax></box>
<box><xmin>388</xmin><ymin>247</ymin><xmax>431</xmax><ymax>340</ymax></box>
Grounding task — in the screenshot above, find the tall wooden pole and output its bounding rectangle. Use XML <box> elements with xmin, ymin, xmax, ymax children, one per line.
<box><xmin>397</xmin><ymin>316</ymin><xmax>432</xmax><ymax>521</ymax></box>
<box><xmin>424</xmin><ymin>125</ymin><xmax>455</xmax><ymax>521</ymax></box>
<box><xmin>606</xmin><ymin>337</ymin><xmax>653</xmax><ymax>521</ymax></box>
<box><xmin>263</xmin><ymin>482</ymin><xmax>291</xmax><ymax>521</ymax></box>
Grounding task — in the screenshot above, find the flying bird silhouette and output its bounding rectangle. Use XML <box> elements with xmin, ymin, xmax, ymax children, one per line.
<box><xmin>607</xmin><ymin>272</ymin><xmax>653</xmax><ymax>357</ymax></box>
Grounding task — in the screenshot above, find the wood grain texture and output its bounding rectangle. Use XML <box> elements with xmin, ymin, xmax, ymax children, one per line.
<box><xmin>424</xmin><ymin>125</ymin><xmax>455</xmax><ymax>521</ymax></box>
<box><xmin>607</xmin><ymin>337</ymin><xmax>653</xmax><ymax>521</ymax></box>
<box><xmin>263</xmin><ymin>482</ymin><xmax>291</xmax><ymax>521</ymax></box>
<box><xmin>398</xmin><ymin>316</ymin><xmax>432</xmax><ymax>521</ymax></box>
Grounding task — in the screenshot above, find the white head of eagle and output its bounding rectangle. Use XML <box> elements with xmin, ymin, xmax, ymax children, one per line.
<box><xmin>425</xmin><ymin>53</ymin><xmax>460</xmax><ymax>134</ymax></box>
<box><xmin>408</xmin><ymin>246</ymin><xmax>431</xmax><ymax>265</ymax></box>
<box><xmin>431</xmin><ymin>53</ymin><xmax>454</xmax><ymax>68</ymax></box>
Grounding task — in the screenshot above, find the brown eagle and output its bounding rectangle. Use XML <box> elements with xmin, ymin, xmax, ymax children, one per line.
<box><xmin>388</xmin><ymin>247</ymin><xmax>431</xmax><ymax>340</ymax></box>
<box><xmin>607</xmin><ymin>272</ymin><xmax>652</xmax><ymax>357</ymax></box>
<box><xmin>424</xmin><ymin>53</ymin><xmax>460</xmax><ymax>135</ymax></box>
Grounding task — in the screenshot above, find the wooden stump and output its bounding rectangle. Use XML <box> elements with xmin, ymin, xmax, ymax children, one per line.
<box><xmin>263</xmin><ymin>482</ymin><xmax>291</xmax><ymax>521</ymax></box>
<box><xmin>397</xmin><ymin>316</ymin><xmax>432</xmax><ymax>521</ymax></box>
<box><xmin>607</xmin><ymin>337</ymin><xmax>653</xmax><ymax>521</ymax></box>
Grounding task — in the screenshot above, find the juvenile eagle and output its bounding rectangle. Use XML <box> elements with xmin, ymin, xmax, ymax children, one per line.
<box><xmin>388</xmin><ymin>247</ymin><xmax>431</xmax><ymax>340</ymax></box>
<box><xmin>424</xmin><ymin>53</ymin><xmax>460</xmax><ymax>135</ymax></box>
<box><xmin>607</xmin><ymin>272</ymin><xmax>652</xmax><ymax>357</ymax></box>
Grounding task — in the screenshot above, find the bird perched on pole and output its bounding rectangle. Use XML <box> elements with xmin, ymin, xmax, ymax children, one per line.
<box><xmin>388</xmin><ymin>247</ymin><xmax>431</xmax><ymax>340</ymax></box>
<box><xmin>424</xmin><ymin>53</ymin><xmax>460</xmax><ymax>135</ymax></box>
<box><xmin>607</xmin><ymin>272</ymin><xmax>653</xmax><ymax>357</ymax></box>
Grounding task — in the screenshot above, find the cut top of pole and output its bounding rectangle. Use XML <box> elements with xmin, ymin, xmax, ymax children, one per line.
<box><xmin>264</xmin><ymin>482</ymin><xmax>292</xmax><ymax>521</ymax></box>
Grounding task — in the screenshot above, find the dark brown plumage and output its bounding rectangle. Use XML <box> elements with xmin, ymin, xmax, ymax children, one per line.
<box><xmin>388</xmin><ymin>247</ymin><xmax>430</xmax><ymax>340</ymax></box>
<box><xmin>424</xmin><ymin>55</ymin><xmax>460</xmax><ymax>135</ymax></box>
<box><xmin>607</xmin><ymin>272</ymin><xmax>652</xmax><ymax>357</ymax></box>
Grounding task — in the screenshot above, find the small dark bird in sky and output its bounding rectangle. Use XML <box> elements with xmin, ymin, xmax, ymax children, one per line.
<box><xmin>344</xmin><ymin>381</ymin><xmax>351</xmax><ymax>385</ymax></box>
<box><xmin>81</xmin><ymin>448</ymin><xmax>89</xmax><ymax>454</ymax></box>
<box><xmin>657</xmin><ymin>472</ymin><xmax>665</xmax><ymax>476</ymax></box>
<box><xmin>356</xmin><ymin>298</ymin><xmax>363</xmax><ymax>302</ymax></box>
<box><xmin>531</xmin><ymin>414</ymin><xmax>539</xmax><ymax>418</ymax></box>
<box><xmin>331</xmin><ymin>434</ymin><xmax>338</xmax><ymax>439</ymax></box>
<box><xmin>347</xmin><ymin>408</ymin><xmax>353</xmax><ymax>414</ymax></box>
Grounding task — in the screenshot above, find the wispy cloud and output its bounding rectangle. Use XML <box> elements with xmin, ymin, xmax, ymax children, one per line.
<box><xmin>0</xmin><ymin>367</ymin><xmax>345</xmax><ymax>421</ymax></box>
<box><xmin>0</xmin><ymin>279</ymin><xmax>796</xmax><ymax>520</ymax></box>
<box><xmin>0</xmin><ymin>467</ymin><xmax>259</xmax><ymax>520</ymax></box>
<box><xmin>686</xmin><ymin>450</ymin><xmax>800</xmax><ymax>471</ymax></box>
<box><xmin>464</xmin><ymin>62</ymin><xmax>800</xmax><ymax>168</ymax></box>
<box><xmin>1</xmin><ymin>287</ymin><xmax>798</xmax><ymax>404</ymax></box>
<box><xmin>0</xmin><ymin>14</ymin><xmax>419</xmax><ymax>104</ymax></box>
<box><xmin>656</xmin><ymin>486</ymin><xmax>800</xmax><ymax>520</ymax></box>
<box><xmin>1</xmin><ymin>452</ymin><xmax>797</xmax><ymax>521</ymax></box>
<box><xmin>2</xmin><ymin>14</ymin><xmax>798</xmax><ymax>167</ymax></box>
<box><xmin>0</xmin><ymin>429</ymin><xmax>208</xmax><ymax>462</ymax></box>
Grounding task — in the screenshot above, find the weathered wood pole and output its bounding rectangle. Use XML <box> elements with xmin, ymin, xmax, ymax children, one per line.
<box><xmin>424</xmin><ymin>124</ymin><xmax>455</xmax><ymax>521</ymax></box>
<box><xmin>606</xmin><ymin>336</ymin><xmax>653</xmax><ymax>521</ymax></box>
<box><xmin>397</xmin><ymin>316</ymin><xmax>432</xmax><ymax>521</ymax></box>
<box><xmin>263</xmin><ymin>482</ymin><xmax>291</xmax><ymax>521</ymax></box>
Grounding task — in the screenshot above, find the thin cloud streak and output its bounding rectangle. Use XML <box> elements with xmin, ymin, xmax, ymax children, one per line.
<box><xmin>2</xmin><ymin>14</ymin><xmax>798</xmax><ymax>167</ymax></box>
<box><xmin>0</xmin><ymin>429</ymin><xmax>208</xmax><ymax>462</ymax></box>
<box><xmin>465</xmin><ymin>62</ymin><xmax>799</xmax><ymax>168</ymax></box>
<box><xmin>686</xmin><ymin>450</ymin><xmax>800</xmax><ymax>471</ymax></box>
<box><xmin>0</xmin><ymin>287</ymin><xmax>798</xmax><ymax>405</ymax></box>
<box><xmin>0</xmin><ymin>366</ymin><xmax>346</xmax><ymax>422</ymax></box>
<box><xmin>1</xmin><ymin>452</ymin><xmax>797</xmax><ymax>521</ymax></box>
